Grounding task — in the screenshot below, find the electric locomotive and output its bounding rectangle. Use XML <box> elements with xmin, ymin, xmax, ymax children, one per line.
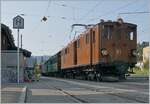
<box><xmin>42</xmin><ymin>18</ymin><xmax>137</xmax><ymax>80</ymax></box>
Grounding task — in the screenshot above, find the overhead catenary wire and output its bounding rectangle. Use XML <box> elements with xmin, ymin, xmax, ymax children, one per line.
<box><xmin>79</xmin><ymin>0</ymin><xmax>104</xmax><ymax>22</ymax></box>
<box><xmin>118</xmin><ymin>2</ymin><xmax>150</xmax><ymax>18</ymax></box>
<box><xmin>118</xmin><ymin>11</ymin><xmax>150</xmax><ymax>15</ymax></box>
<box><xmin>30</xmin><ymin>0</ymin><xmax>51</xmax><ymax>34</ymax></box>
<box><xmin>52</xmin><ymin>2</ymin><xmax>87</xmax><ymax>11</ymax></box>
<box><xmin>86</xmin><ymin>0</ymin><xmax>139</xmax><ymax>22</ymax></box>
<box><xmin>68</xmin><ymin>1</ymin><xmax>104</xmax><ymax>41</ymax></box>
<box><xmin>44</xmin><ymin>0</ymin><xmax>51</xmax><ymax>15</ymax></box>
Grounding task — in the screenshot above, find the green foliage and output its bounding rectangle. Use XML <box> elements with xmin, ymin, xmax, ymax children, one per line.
<box><xmin>131</xmin><ymin>67</ymin><xmax>149</xmax><ymax>76</ymax></box>
<box><xmin>144</xmin><ymin>60</ymin><xmax>149</xmax><ymax>69</ymax></box>
<box><xmin>137</xmin><ymin>41</ymin><xmax>149</xmax><ymax>62</ymax></box>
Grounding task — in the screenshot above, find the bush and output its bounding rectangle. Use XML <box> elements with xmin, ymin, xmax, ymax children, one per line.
<box><xmin>144</xmin><ymin>60</ymin><xmax>149</xmax><ymax>70</ymax></box>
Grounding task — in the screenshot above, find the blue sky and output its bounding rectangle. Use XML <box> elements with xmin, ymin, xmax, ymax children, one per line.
<box><xmin>1</xmin><ymin>0</ymin><xmax>150</xmax><ymax>56</ymax></box>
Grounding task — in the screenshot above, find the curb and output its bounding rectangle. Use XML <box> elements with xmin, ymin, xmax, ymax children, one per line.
<box><xmin>128</xmin><ymin>76</ymin><xmax>149</xmax><ymax>80</ymax></box>
<box><xmin>18</xmin><ymin>86</ymin><xmax>27</xmax><ymax>103</ymax></box>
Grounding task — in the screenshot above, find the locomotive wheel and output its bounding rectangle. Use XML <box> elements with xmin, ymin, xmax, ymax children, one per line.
<box><xmin>87</xmin><ymin>72</ymin><xmax>95</xmax><ymax>81</ymax></box>
<box><xmin>118</xmin><ymin>74</ymin><xmax>127</xmax><ymax>80</ymax></box>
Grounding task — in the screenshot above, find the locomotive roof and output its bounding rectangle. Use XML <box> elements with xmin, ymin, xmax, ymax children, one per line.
<box><xmin>61</xmin><ymin>20</ymin><xmax>137</xmax><ymax>50</ymax></box>
<box><xmin>100</xmin><ymin>21</ymin><xmax>137</xmax><ymax>26</ymax></box>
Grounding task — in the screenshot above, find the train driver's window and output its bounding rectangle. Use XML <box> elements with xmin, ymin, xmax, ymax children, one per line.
<box><xmin>116</xmin><ymin>29</ymin><xmax>121</xmax><ymax>40</ymax></box>
<box><xmin>107</xmin><ymin>26</ymin><xmax>113</xmax><ymax>40</ymax></box>
<box><xmin>127</xmin><ymin>31</ymin><xmax>134</xmax><ymax>40</ymax></box>
<box><xmin>77</xmin><ymin>39</ymin><xmax>80</xmax><ymax>48</ymax></box>
<box><xmin>104</xmin><ymin>25</ymin><xmax>113</xmax><ymax>40</ymax></box>
<box><xmin>104</xmin><ymin>26</ymin><xmax>108</xmax><ymax>39</ymax></box>
<box><xmin>129</xmin><ymin>31</ymin><xmax>134</xmax><ymax>40</ymax></box>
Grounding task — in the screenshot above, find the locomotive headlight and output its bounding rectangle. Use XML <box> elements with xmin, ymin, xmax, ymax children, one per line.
<box><xmin>131</xmin><ymin>49</ymin><xmax>137</xmax><ymax>56</ymax></box>
<box><xmin>101</xmin><ymin>48</ymin><xmax>108</xmax><ymax>56</ymax></box>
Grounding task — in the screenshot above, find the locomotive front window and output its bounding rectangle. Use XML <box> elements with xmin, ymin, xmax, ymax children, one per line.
<box><xmin>116</xmin><ymin>29</ymin><xmax>121</xmax><ymax>40</ymax></box>
<box><xmin>103</xmin><ymin>25</ymin><xmax>113</xmax><ymax>40</ymax></box>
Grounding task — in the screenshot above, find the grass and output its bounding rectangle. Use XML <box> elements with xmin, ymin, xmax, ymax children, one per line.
<box><xmin>130</xmin><ymin>67</ymin><xmax>149</xmax><ymax>77</ymax></box>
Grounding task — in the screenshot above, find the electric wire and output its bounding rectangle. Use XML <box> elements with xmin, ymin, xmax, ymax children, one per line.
<box><xmin>79</xmin><ymin>0</ymin><xmax>104</xmax><ymax>22</ymax></box>
<box><xmin>86</xmin><ymin>0</ymin><xmax>138</xmax><ymax>22</ymax></box>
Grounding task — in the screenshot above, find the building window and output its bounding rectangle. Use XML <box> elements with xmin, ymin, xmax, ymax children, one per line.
<box><xmin>85</xmin><ymin>34</ymin><xmax>89</xmax><ymax>44</ymax></box>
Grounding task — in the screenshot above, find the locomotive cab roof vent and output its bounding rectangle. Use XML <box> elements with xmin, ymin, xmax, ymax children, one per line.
<box><xmin>117</xmin><ymin>18</ymin><xmax>124</xmax><ymax>24</ymax></box>
<box><xmin>87</xmin><ymin>24</ymin><xmax>95</xmax><ymax>28</ymax></box>
<box><xmin>100</xmin><ymin>19</ymin><xmax>104</xmax><ymax>23</ymax></box>
<box><xmin>108</xmin><ymin>20</ymin><xmax>112</xmax><ymax>22</ymax></box>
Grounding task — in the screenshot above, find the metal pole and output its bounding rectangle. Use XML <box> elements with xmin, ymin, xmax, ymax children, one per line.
<box><xmin>17</xmin><ymin>28</ymin><xmax>20</xmax><ymax>84</ymax></box>
<box><xmin>21</xmin><ymin>34</ymin><xmax>22</xmax><ymax>49</ymax></box>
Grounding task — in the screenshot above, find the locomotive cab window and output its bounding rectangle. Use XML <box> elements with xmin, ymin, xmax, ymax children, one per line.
<box><xmin>103</xmin><ymin>25</ymin><xmax>113</xmax><ymax>40</ymax></box>
<box><xmin>93</xmin><ymin>31</ymin><xmax>95</xmax><ymax>43</ymax></box>
<box><xmin>85</xmin><ymin>34</ymin><xmax>89</xmax><ymax>44</ymax></box>
<box><xmin>116</xmin><ymin>29</ymin><xmax>121</xmax><ymax>40</ymax></box>
<box><xmin>65</xmin><ymin>48</ymin><xmax>68</xmax><ymax>54</ymax></box>
<box><xmin>77</xmin><ymin>39</ymin><xmax>80</xmax><ymax>48</ymax></box>
<box><xmin>129</xmin><ymin>31</ymin><xmax>134</xmax><ymax>40</ymax></box>
<box><xmin>126</xmin><ymin>27</ymin><xmax>136</xmax><ymax>41</ymax></box>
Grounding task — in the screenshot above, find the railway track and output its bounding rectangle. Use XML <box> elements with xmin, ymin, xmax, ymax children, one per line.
<box><xmin>108</xmin><ymin>93</ymin><xmax>147</xmax><ymax>103</ymax></box>
<box><xmin>53</xmin><ymin>86</ymin><xmax>88</xmax><ymax>103</ymax></box>
<box><xmin>49</xmin><ymin>77</ymin><xmax>149</xmax><ymax>103</ymax></box>
<box><xmin>25</xmin><ymin>77</ymin><xmax>149</xmax><ymax>103</ymax></box>
<box><xmin>52</xmin><ymin>85</ymin><xmax>147</xmax><ymax>103</ymax></box>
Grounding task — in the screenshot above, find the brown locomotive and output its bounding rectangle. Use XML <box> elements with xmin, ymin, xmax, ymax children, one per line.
<box><xmin>42</xmin><ymin>18</ymin><xmax>137</xmax><ymax>80</ymax></box>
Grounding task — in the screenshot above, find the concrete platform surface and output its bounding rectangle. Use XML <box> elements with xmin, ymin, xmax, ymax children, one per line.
<box><xmin>1</xmin><ymin>83</ymin><xmax>27</xmax><ymax>103</ymax></box>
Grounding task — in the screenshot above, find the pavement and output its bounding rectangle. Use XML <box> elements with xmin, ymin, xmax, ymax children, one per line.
<box><xmin>1</xmin><ymin>83</ymin><xmax>27</xmax><ymax>103</ymax></box>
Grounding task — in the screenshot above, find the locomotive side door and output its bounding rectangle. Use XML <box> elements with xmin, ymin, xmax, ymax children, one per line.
<box><xmin>73</xmin><ymin>41</ymin><xmax>77</xmax><ymax>65</ymax></box>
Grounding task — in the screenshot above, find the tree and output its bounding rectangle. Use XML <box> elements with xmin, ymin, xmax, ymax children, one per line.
<box><xmin>137</xmin><ymin>41</ymin><xmax>149</xmax><ymax>62</ymax></box>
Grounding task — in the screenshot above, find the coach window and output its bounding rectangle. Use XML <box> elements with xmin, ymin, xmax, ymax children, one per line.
<box><xmin>85</xmin><ymin>34</ymin><xmax>89</xmax><ymax>44</ymax></box>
